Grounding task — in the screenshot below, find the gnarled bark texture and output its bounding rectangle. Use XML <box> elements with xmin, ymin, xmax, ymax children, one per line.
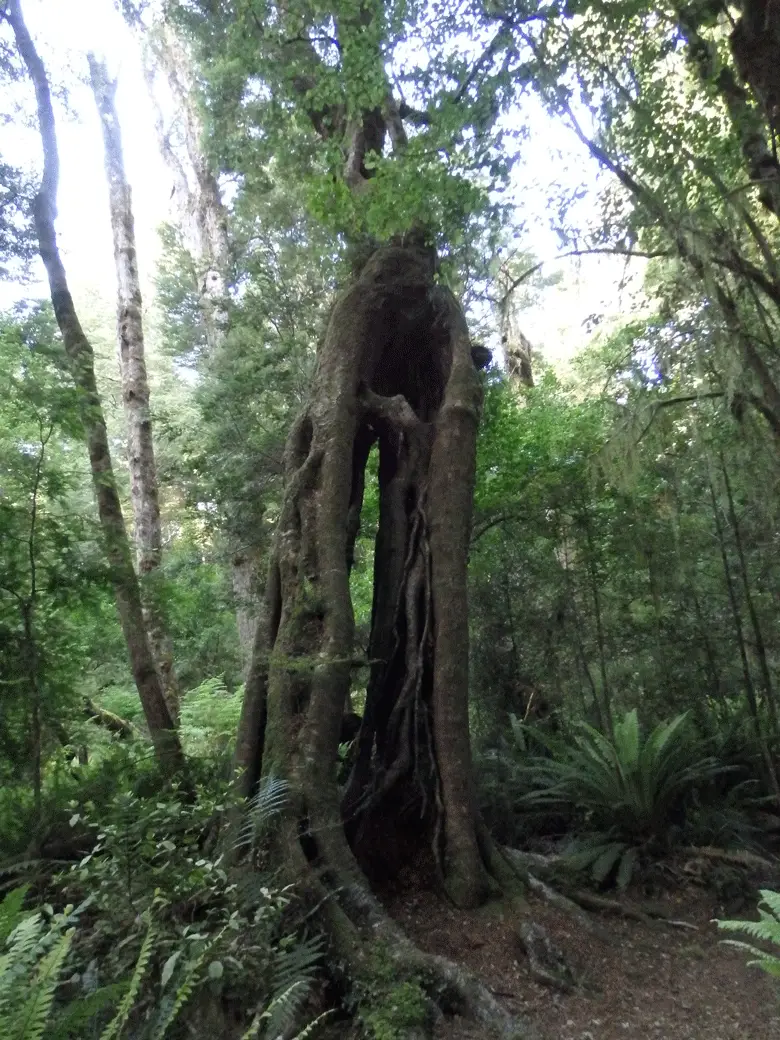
<box><xmin>236</xmin><ymin>240</ymin><xmax>518</xmax><ymax>906</ymax></box>
<box><xmin>234</xmin><ymin>238</ymin><xmax>533</xmax><ymax>1037</ymax></box>
<box><xmin>88</xmin><ymin>54</ymin><xmax>180</xmax><ymax>721</ymax></box>
<box><xmin>7</xmin><ymin>0</ymin><xmax>184</xmax><ymax>774</ymax></box>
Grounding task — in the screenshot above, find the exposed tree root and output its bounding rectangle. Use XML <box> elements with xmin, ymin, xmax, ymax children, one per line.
<box><xmin>569</xmin><ymin>890</ymin><xmax>697</xmax><ymax>930</ymax></box>
<box><xmin>286</xmin><ymin>834</ymin><xmax>542</xmax><ymax>1039</ymax></box>
<box><xmin>503</xmin><ymin>847</ymin><xmax>698</xmax><ymax>931</ymax></box>
<box><xmin>525</xmin><ymin>874</ymin><xmax>612</xmax><ymax>941</ymax></box>
<box><xmin>682</xmin><ymin>844</ymin><xmax>777</xmax><ymax>870</ymax></box>
<box><xmin>516</xmin><ymin>919</ymin><xmax>576</xmax><ymax>992</ymax></box>
<box><xmin>502</xmin><ymin>847</ymin><xmax>563</xmax><ymax>876</ymax></box>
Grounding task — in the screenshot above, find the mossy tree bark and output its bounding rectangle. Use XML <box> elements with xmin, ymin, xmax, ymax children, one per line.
<box><xmin>235</xmin><ymin>239</ymin><xmax>519</xmax><ymax>909</ymax></box>
<box><xmin>233</xmin><ymin>239</ymin><xmax>533</xmax><ymax>1036</ymax></box>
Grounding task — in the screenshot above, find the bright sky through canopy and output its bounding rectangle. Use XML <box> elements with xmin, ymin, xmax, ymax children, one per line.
<box><xmin>2</xmin><ymin>0</ymin><xmax>646</xmax><ymax>366</ymax></box>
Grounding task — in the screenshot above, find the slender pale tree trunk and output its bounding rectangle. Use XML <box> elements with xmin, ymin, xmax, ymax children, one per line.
<box><xmin>6</xmin><ymin>0</ymin><xmax>185</xmax><ymax>775</ymax></box>
<box><xmin>123</xmin><ymin>12</ymin><xmax>261</xmax><ymax>669</ymax></box>
<box><xmin>580</xmin><ymin>503</ymin><xmax>612</xmax><ymax>732</ymax></box>
<box><xmin>88</xmin><ymin>54</ymin><xmax>180</xmax><ymax>722</ymax></box>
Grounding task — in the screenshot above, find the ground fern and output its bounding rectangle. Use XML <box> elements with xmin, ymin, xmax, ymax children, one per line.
<box><xmin>717</xmin><ymin>889</ymin><xmax>780</xmax><ymax>978</ymax></box>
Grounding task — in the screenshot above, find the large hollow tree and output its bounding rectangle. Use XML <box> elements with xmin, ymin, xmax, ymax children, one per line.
<box><xmin>232</xmin><ymin>239</ymin><xmax>536</xmax><ymax>1036</ymax></box>
<box><xmin>238</xmin><ymin>236</ymin><xmax>517</xmax><ymax>903</ymax></box>
<box><xmin>187</xmin><ymin>0</ymin><xmax>526</xmax><ymax>896</ymax></box>
<box><xmin>169</xmin><ymin>1</ymin><xmax>538</xmax><ymax>1031</ymax></box>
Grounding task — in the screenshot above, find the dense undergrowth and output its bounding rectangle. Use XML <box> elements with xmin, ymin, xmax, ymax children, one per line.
<box><xmin>0</xmin><ymin>689</ymin><xmax>329</xmax><ymax>1040</ymax></box>
<box><xmin>477</xmin><ymin>703</ymin><xmax>779</xmax><ymax>893</ymax></box>
<box><xmin>2</xmin><ymin>677</ymin><xmax>778</xmax><ymax>1038</ymax></box>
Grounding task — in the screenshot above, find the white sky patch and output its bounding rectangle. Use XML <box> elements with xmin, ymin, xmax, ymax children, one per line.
<box><xmin>0</xmin><ymin>0</ymin><xmax>647</xmax><ymax>369</ymax></box>
<box><xmin>1</xmin><ymin>0</ymin><xmax>169</xmax><ymax>310</ymax></box>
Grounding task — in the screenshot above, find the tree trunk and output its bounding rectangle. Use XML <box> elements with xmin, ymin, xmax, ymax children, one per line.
<box><xmin>678</xmin><ymin>3</ymin><xmax>780</xmax><ymax>221</ymax></box>
<box><xmin>7</xmin><ymin>0</ymin><xmax>185</xmax><ymax>775</ymax></box>
<box><xmin>580</xmin><ymin>503</ymin><xmax>612</xmax><ymax>733</ymax></box>
<box><xmin>557</xmin><ymin>514</ymin><xmax>606</xmax><ymax>730</ymax></box>
<box><xmin>232</xmin><ymin>547</ymin><xmax>265</xmax><ymax>677</ymax></box>
<box><xmin>708</xmin><ymin>469</ymin><xmax>779</xmax><ymax>799</ymax></box>
<box><xmin>719</xmin><ymin>452</ymin><xmax>780</xmax><ymax>740</ymax></box>
<box><xmin>124</xmin><ymin>13</ymin><xmax>263</xmax><ymax>658</ymax></box>
<box><xmin>499</xmin><ymin>281</ymin><xmax>534</xmax><ymax>387</ymax></box>
<box><xmin>236</xmin><ymin>241</ymin><xmax>518</xmax><ymax>906</ymax></box>
<box><xmin>88</xmin><ymin>54</ymin><xmax>180</xmax><ymax>722</ymax></box>
<box><xmin>230</xmin><ymin>241</ymin><xmax>538</xmax><ymax>1037</ymax></box>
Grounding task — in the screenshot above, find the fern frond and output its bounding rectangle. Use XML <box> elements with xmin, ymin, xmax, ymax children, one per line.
<box><xmin>238</xmin><ymin>776</ymin><xmax>290</xmax><ymax>848</ymax></box>
<box><xmin>293</xmin><ymin>1009</ymin><xmax>336</xmax><ymax>1038</ymax></box>
<box><xmin>148</xmin><ymin>937</ymin><xmax>217</xmax><ymax>1040</ymax></box>
<box><xmin>272</xmin><ymin>934</ymin><xmax>323</xmax><ymax>994</ymax></box>
<box><xmin>265</xmin><ymin>935</ymin><xmax>324</xmax><ymax>1038</ymax></box>
<box><xmin>261</xmin><ymin>980</ymin><xmax>307</xmax><ymax>1038</ymax></box>
<box><xmin>9</xmin><ymin>927</ymin><xmax>73</xmax><ymax>1040</ymax></box>
<box><xmin>0</xmin><ymin>887</ymin><xmax>31</xmax><ymax>943</ymax></box>
<box><xmin>100</xmin><ymin>923</ymin><xmax>155</xmax><ymax>1040</ymax></box>
<box><xmin>49</xmin><ymin>982</ymin><xmax>127</xmax><ymax>1039</ymax></box>
<box><xmin>758</xmin><ymin>889</ymin><xmax>780</xmax><ymax>919</ymax></box>
<box><xmin>239</xmin><ymin>1009</ymin><xmax>263</xmax><ymax>1040</ymax></box>
<box><xmin>718</xmin><ymin>889</ymin><xmax>780</xmax><ymax>979</ymax></box>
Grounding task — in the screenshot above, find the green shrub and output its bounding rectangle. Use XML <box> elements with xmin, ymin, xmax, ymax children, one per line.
<box><xmin>57</xmin><ymin>781</ymin><xmax>324</xmax><ymax>1038</ymax></box>
<box><xmin>0</xmin><ymin>878</ymin><xmax>325</xmax><ymax>1040</ymax></box>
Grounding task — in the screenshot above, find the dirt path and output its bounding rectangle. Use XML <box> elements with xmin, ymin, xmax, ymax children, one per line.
<box><xmin>386</xmin><ymin>886</ymin><xmax>779</xmax><ymax>1039</ymax></box>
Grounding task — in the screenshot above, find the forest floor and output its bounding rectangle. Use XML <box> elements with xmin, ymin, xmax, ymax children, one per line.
<box><xmin>384</xmin><ymin>871</ymin><xmax>780</xmax><ymax>1040</ymax></box>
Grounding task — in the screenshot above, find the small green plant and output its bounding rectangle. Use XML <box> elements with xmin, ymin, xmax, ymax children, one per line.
<box><xmin>717</xmin><ymin>889</ymin><xmax>780</xmax><ymax>978</ymax></box>
<box><xmin>361</xmin><ymin>979</ymin><xmax>429</xmax><ymax>1040</ymax></box>
<box><xmin>354</xmin><ymin>949</ymin><xmax>431</xmax><ymax>1040</ymax></box>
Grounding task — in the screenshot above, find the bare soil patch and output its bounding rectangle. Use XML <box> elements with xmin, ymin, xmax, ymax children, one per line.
<box><xmin>384</xmin><ymin>884</ymin><xmax>780</xmax><ymax>1039</ymax></box>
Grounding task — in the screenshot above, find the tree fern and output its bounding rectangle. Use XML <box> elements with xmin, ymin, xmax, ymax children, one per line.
<box><xmin>717</xmin><ymin>889</ymin><xmax>780</xmax><ymax>978</ymax></box>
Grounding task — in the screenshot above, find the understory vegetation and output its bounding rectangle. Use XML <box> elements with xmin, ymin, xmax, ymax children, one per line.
<box><xmin>1</xmin><ymin>0</ymin><xmax>780</xmax><ymax>1035</ymax></box>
